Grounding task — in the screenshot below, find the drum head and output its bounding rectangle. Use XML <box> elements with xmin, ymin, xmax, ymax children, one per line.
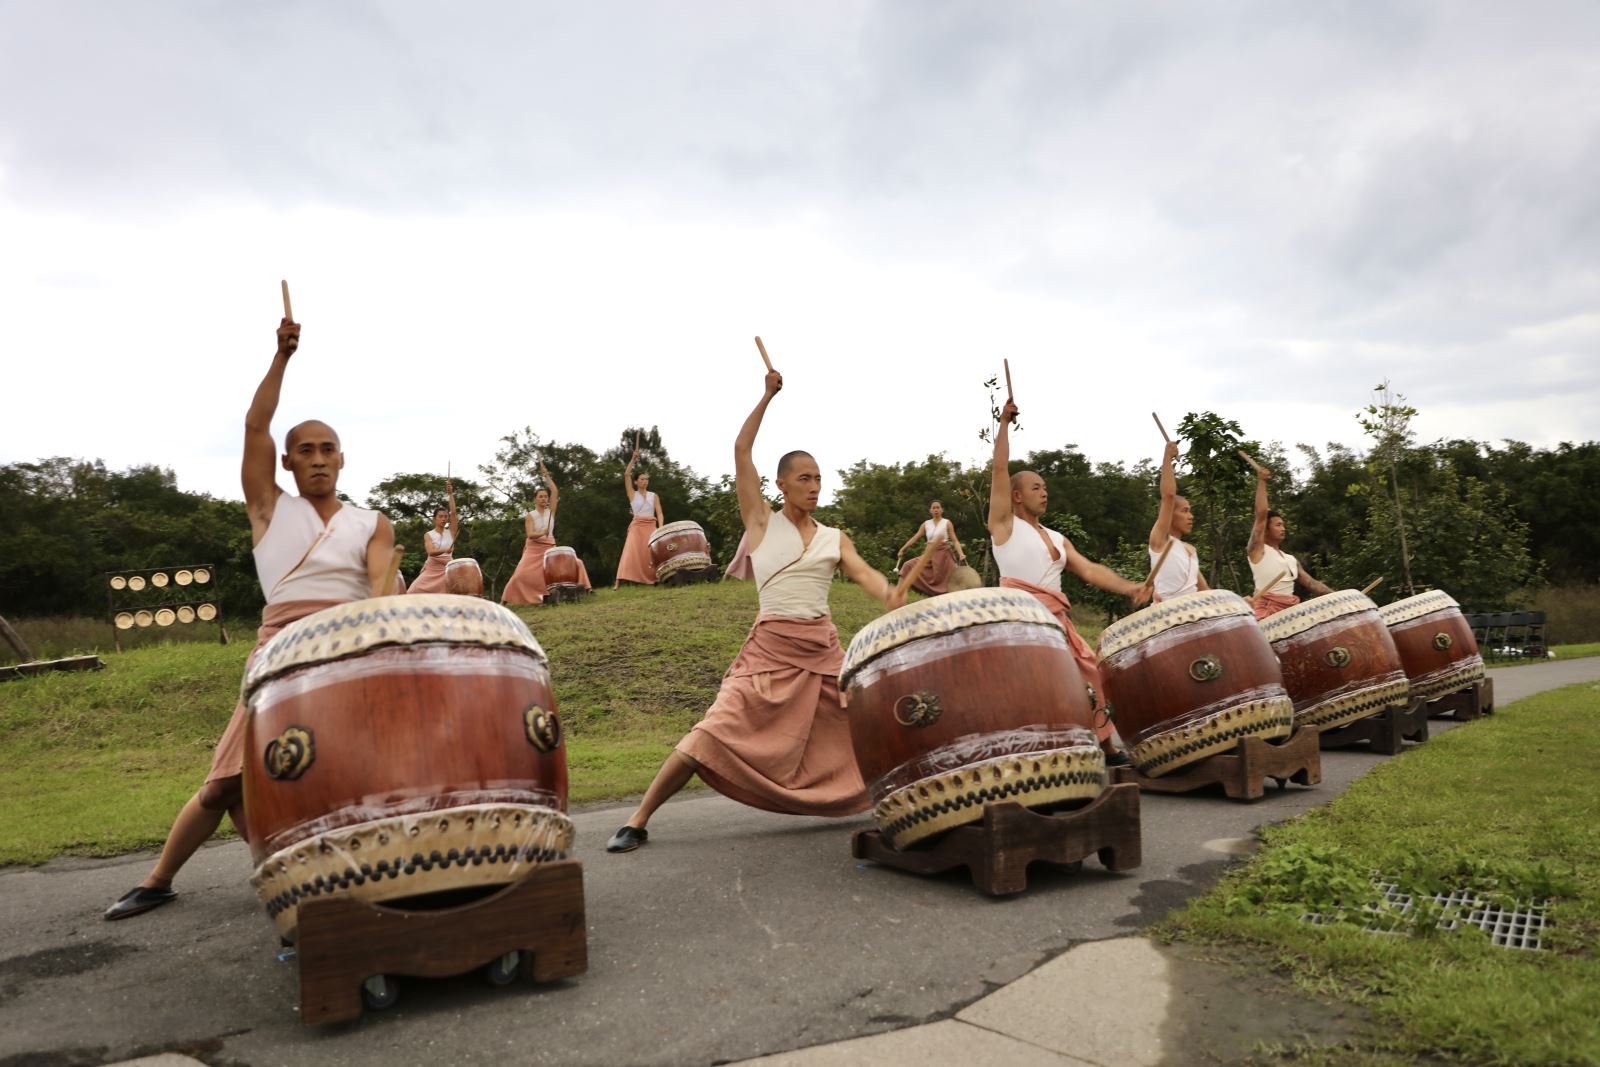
<box><xmin>1098</xmin><ymin>589</ymin><xmax>1250</xmax><ymax>661</ymax></box>
<box><xmin>1260</xmin><ymin>590</ymin><xmax>1379</xmax><ymax>643</ymax></box>
<box><xmin>842</xmin><ymin>587</ymin><xmax>1062</xmax><ymax>687</ymax></box>
<box><xmin>650</xmin><ymin>520</ymin><xmax>704</xmax><ymax>545</ymax></box>
<box><xmin>1378</xmin><ymin>590</ymin><xmax>1459</xmax><ymax>627</ymax></box>
<box><xmin>151</xmin><ymin>572</ymin><xmax>169</xmax><ymax>588</ymax></box>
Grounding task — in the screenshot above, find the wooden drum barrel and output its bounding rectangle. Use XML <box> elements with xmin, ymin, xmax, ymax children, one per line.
<box><xmin>543</xmin><ymin>546</ymin><xmax>581</xmax><ymax>591</ymax></box>
<box><xmin>1259</xmin><ymin>590</ymin><xmax>1410</xmax><ymax>731</ymax></box>
<box><xmin>444</xmin><ymin>557</ymin><xmax>484</xmax><ymax>596</ymax></box>
<box><xmin>1098</xmin><ymin>590</ymin><xmax>1294</xmax><ymax>777</ymax></box>
<box><xmin>839</xmin><ymin>588</ymin><xmax>1104</xmax><ymax>849</ymax></box>
<box><xmin>242</xmin><ymin>595</ymin><xmax>572</xmax><ymax>939</ymax></box>
<box><xmin>1378</xmin><ymin>591</ymin><xmax>1485</xmax><ymax>702</ymax></box>
<box><xmin>649</xmin><ymin>520</ymin><xmax>712</xmax><ymax>581</ymax></box>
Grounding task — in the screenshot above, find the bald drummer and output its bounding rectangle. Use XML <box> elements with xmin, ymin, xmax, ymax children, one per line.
<box><xmin>1149</xmin><ymin>439</ymin><xmax>1210</xmax><ymax>601</ymax></box>
<box><xmin>606</xmin><ymin>362</ymin><xmax>909</xmax><ymax>852</ymax></box>
<box><xmin>988</xmin><ymin>399</ymin><xmax>1150</xmax><ymax>766</ymax></box>
<box><xmin>1246</xmin><ymin>462</ymin><xmax>1333</xmax><ymax>619</ymax></box>
<box><xmin>105</xmin><ymin>310</ymin><xmax>394</xmax><ymax>920</ymax></box>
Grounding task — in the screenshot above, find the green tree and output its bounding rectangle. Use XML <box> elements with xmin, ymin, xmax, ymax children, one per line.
<box><xmin>1356</xmin><ymin>381</ymin><xmax>1420</xmax><ymax>595</ymax></box>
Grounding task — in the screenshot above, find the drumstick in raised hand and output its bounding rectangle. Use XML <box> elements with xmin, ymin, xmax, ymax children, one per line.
<box><xmin>755</xmin><ymin>336</ymin><xmax>774</xmax><ymax>373</ymax></box>
<box><xmin>380</xmin><ymin>546</ymin><xmax>405</xmax><ymax>596</ymax></box>
<box><xmin>1237</xmin><ymin>449</ymin><xmax>1266</xmax><ymax>474</ymax></box>
<box><xmin>1361</xmin><ymin>576</ymin><xmax>1384</xmax><ymax>595</ymax></box>
<box><xmin>1003</xmin><ymin>358</ymin><xmax>1014</xmax><ymax>403</ymax></box>
<box><xmin>279</xmin><ymin>279</ymin><xmax>298</xmax><ymax>353</ymax></box>
<box><xmin>1152</xmin><ymin>413</ymin><xmax>1172</xmax><ymax>444</ymax></box>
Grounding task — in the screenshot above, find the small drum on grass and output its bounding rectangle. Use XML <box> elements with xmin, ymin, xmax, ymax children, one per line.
<box><xmin>1098</xmin><ymin>590</ymin><xmax>1294</xmax><ymax>777</ymax></box>
<box><xmin>1378</xmin><ymin>591</ymin><xmax>1485</xmax><ymax>702</ymax></box>
<box><xmin>649</xmin><ymin>520</ymin><xmax>713</xmax><ymax>581</ymax></box>
<box><xmin>840</xmin><ymin>588</ymin><xmax>1106</xmax><ymax>850</ymax></box>
<box><xmin>1260</xmin><ymin>590</ymin><xmax>1410</xmax><ymax>731</ymax></box>
<box><xmin>242</xmin><ymin>595</ymin><xmax>573</xmax><ymax>940</ymax></box>
<box><xmin>444</xmin><ymin>557</ymin><xmax>484</xmax><ymax>597</ymax></box>
<box><xmin>543</xmin><ymin>547</ymin><xmax>582</xmax><ymax>597</ymax></box>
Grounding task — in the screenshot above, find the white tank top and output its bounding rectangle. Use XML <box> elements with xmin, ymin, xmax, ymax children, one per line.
<box><xmin>924</xmin><ymin>518</ymin><xmax>949</xmax><ymax>543</ymax></box>
<box><xmin>1150</xmin><ymin>537</ymin><xmax>1199</xmax><ymax>602</ymax></box>
<box><xmin>528</xmin><ymin>509</ymin><xmax>554</xmax><ymax>538</ymax></box>
<box><xmin>992</xmin><ymin>520</ymin><xmax>1067</xmax><ymax>590</ymax></box>
<box><xmin>253</xmin><ymin>495</ymin><xmax>379</xmax><ymax>604</ymax></box>
<box><xmin>630</xmin><ymin>491</ymin><xmax>656</xmax><ymax>519</ymax></box>
<box><xmin>426</xmin><ymin>527</ymin><xmax>454</xmax><ymax>553</ymax></box>
<box><xmin>1251</xmin><ymin>544</ymin><xmax>1299</xmax><ymax>595</ymax></box>
<box><xmin>751</xmin><ymin>510</ymin><xmax>840</xmax><ymax>619</ymax></box>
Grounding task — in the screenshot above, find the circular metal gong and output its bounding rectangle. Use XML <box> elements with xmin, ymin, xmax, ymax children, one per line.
<box><xmin>196</xmin><ymin>603</ymin><xmax>217</xmax><ymax>621</ymax></box>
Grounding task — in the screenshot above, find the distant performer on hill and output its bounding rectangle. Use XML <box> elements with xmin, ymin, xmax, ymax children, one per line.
<box><xmin>613</xmin><ymin>446</ymin><xmax>664</xmax><ymax>587</ymax></box>
<box><xmin>894</xmin><ymin>500</ymin><xmax>966</xmax><ymax>596</ymax></box>
<box><xmin>407</xmin><ymin>479</ymin><xmax>459</xmax><ymax>593</ymax></box>
<box><xmin>1246</xmin><ymin>461</ymin><xmax>1333</xmax><ymax>620</ymax></box>
<box><xmin>988</xmin><ymin>398</ymin><xmax>1150</xmax><ymax>767</ymax></box>
<box><xmin>605</xmin><ymin>362</ymin><xmax>909</xmax><ymax>853</ymax></box>
<box><xmin>1149</xmin><ymin>439</ymin><xmax>1209</xmax><ymax>602</ymax></box>
<box><xmin>502</xmin><ymin>461</ymin><xmax>591</xmax><ymax>603</ymax></box>
<box><xmin>105</xmin><ymin>310</ymin><xmax>394</xmax><ymax>921</ymax></box>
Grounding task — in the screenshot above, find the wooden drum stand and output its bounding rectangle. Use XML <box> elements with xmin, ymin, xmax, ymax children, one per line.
<box><xmin>1113</xmin><ymin>725</ymin><xmax>1321</xmax><ymax>801</ymax></box>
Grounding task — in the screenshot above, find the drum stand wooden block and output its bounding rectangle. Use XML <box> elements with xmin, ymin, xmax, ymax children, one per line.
<box><xmin>1112</xmin><ymin>725</ymin><xmax>1321</xmax><ymax>801</ymax></box>
<box><xmin>1317</xmin><ymin>699</ymin><xmax>1429</xmax><ymax>755</ymax></box>
<box><xmin>661</xmin><ymin>565</ymin><xmax>720</xmax><ymax>587</ymax></box>
<box><xmin>849</xmin><ymin>784</ymin><xmax>1141</xmax><ymax>896</ymax></box>
<box><xmin>1425</xmin><ymin>678</ymin><xmax>1494</xmax><ymax>721</ymax></box>
<box><xmin>542</xmin><ymin>585</ymin><xmax>586</xmax><ymax>606</ymax></box>
<box><xmin>294</xmin><ymin>860</ymin><xmax>586</xmax><ymax>1026</ymax></box>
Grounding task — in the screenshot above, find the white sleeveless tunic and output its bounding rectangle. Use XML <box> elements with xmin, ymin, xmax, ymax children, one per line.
<box><xmin>630</xmin><ymin>491</ymin><xmax>657</xmax><ymax>518</ymax></box>
<box><xmin>752</xmin><ymin>511</ymin><xmax>840</xmax><ymax>620</ymax></box>
<box><xmin>254</xmin><ymin>495</ymin><xmax>379</xmax><ymax>604</ymax></box>
<box><xmin>1150</xmin><ymin>537</ymin><xmax>1199</xmax><ymax>601</ymax></box>
<box><xmin>528</xmin><ymin>509</ymin><xmax>554</xmax><ymax>538</ymax></box>
<box><xmin>426</xmin><ymin>527</ymin><xmax>454</xmax><ymax>553</ymax></box>
<box><xmin>1250</xmin><ymin>544</ymin><xmax>1299</xmax><ymax>595</ymax></box>
<box><xmin>924</xmin><ymin>518</ymin><xmax>949</xmax><ymax>543</ymax></box>
<box><xmin>992</xmin><ymin>521</ymin><xmax>1067</xmax><ymax>591</ymax></box>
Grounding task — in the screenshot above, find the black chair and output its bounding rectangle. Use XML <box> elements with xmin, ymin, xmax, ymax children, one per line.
<box><xmin>1465</xmin><ymin>613</ymin><xmax>1490</xmax><ymax>649</ymax></box>
<box><xmin>1483</xmin><ymin>612</ymin><xmax>1514</xmax><ymax>659</ymax></box>
<box><xmin>1504</xmin><ymin>612</ymin><xmax>1533</xmax><ymax>658</ymax></box>
<box><xmin>1523</xmin><ymin>610</ymin><xmax>1547</xmax><ymax>658</ymax></box>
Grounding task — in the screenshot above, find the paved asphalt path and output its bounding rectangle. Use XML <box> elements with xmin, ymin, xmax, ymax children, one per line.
<box><xmin>2</xmin><ymin>660</ymin><xmax>1595</xmax><ymax>1066</ymax></box>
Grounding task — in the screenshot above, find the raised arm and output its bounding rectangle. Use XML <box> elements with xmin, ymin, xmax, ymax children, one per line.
<box><xmin>623</xmin><ymin>449</ymin><xmax>639</xmax><ymax>503</ymax></box>
<box><xmin>540</xmin><ymin>461</ymin><xmax>559</xmax><ymax>513</ymax></box>
<box><xmin>987</xmin><ymin>400</ymin><xmax>1019</xmax><ymax>544</ymax></box>
<box><xmin>839</xmin><ymin>530</ymin><xmax>908</xmax><ymax>611</ymax></box>
<box><xmin>1150</xmin><ymin>440</ymin><xmax>1180</xmax><ymax>552</ymax></box>
<box><xmin>653</xmin><ymin>493</ymin><xmax>664</xmax><ymax>528</ymax></box>
<box><xmin>1064</xmin><ymin>540</ymin><xmax>1153</xmax><ymax>608</ymax></box>
<box><xmin>735</xmin><ymin>369</ymin><xmax>783</xmax><ymax>549</ymax></box>
<box><xmin>446</xmin><ymin>479</ymin><xmax>459</xmax><ymax>542</ymax></box>
<box><xmin>1247</xmin><ymin>465</ymin><xmax>1270</xmax><ymax>564</ymax></box>
<box><xmin>242</xmin><ymin>318</ymin><xmax>298</xmax><ymax>543</ymax></box>
<box><xmin>364</xmin><ymin>514</ymin><xmax>396</xmax><ymax>596</ymax></box>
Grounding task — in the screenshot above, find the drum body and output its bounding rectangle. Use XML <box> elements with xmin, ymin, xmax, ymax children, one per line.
<box><xmin>543</xmin><ymin>547</ymin><xmax>581</xmax><ymax>590</ymax></box>
<box><xmin>649</xmin><ymin>520</ymin><xmax>713</xmax><ymax>581</ymax></box>
<box><xmin>1378</xmin><ymin>591</ymin><xmax>1485</xmax><ymax>701</ymax></box>
<box><xmin>444</xmin><ymin>557</ymin><xmax>484</xmax><ymax>596</ymax></box>
<box><xmin>242</xmin><ymin>595</ymin><xmax>572</xmax><ymax>939</ymax></box>
<box><xmin>1099</xmin><ymin>590</ymin><xmax>1294</xmax><ymax>777</ymax></box>
<box><xmin>840</xmin><ymin>589</ymin><xmax>1104</xmax><ymax>849</ymax></box>
<box><xmin>1260</xmin><ymin>590</ymin><xmax>1409</xmax><ymax>731</ymax></box>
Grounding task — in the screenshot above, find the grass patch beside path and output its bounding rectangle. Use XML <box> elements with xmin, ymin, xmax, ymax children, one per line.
<box><xmin>3</xmin><ymin>581</ymin><xmax>1043</xmax><ymax>864</ymax></box>
<box><xmin>1157</xmin><ymin>681</ymin><xmax>1600</xmax><ymax>1067</ymax></box>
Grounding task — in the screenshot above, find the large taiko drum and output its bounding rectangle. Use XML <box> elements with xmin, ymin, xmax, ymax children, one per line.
<box><xmin>1378</xmin><ymin>591</ymin><xmax>1485</xmax><ymax>702</ymax></box>
<box><xmin>839</xmin><ymin>588</ymin><xmax>1105</xmax><ymax>849</ymax></box>
<box><xmin>241</xmin><ymin>595</ymin><xmax>572</xmax><ymax>939</ymax></box>
<box><xmin>1098</xmin><ymin>590</ymin><xmax>1294</xmax><ymax>777</ymax></box>
<box><xmin>1259</xmin><ymin>590</ymin><xmax>1410</xmax><ymax>731</ymax></box>
<box><xmin>649</xmin><ymin>520</ymin><xmax>713</xmax><ymax>581</ymax></box>
<box><xmin>444</xmin><ymin>557</ymin><xmax>484</xmax><ymax>596</ymax></box>
<box><xmin>543</xmin><ymin>547</ymin><xmax>581</xmax><ymax>592</ymax></box>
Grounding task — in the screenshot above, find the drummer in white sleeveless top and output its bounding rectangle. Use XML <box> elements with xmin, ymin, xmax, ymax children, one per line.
<box><xmin>503</xmin><ymin>460</ymin><xmax>592</xmax><ymax>602</ymax></box>
<box><xmin>106</xmin><ymin>310</ymin><xmax>394</xmax><ymax>920</ymax></box>
<box><xmin>1149</xmin><ymin>439</ymin><xmax>1210</xmax><ymax>601</ymax></box>
<box><xmin>407</xmin><ymin>478</ymin><xmax>459</xmax><ymax>594</ymax></box>
<box><xmin>614</xmin><ymin>447</ymin><xmax>665</xmax><ymax>587</ymax></box>
<box><xmin>988</xmin><ymin>400</ymin><xmax>1151</xmax><ymax>766</ymax></box>
<box><xmin>1246</xmin><ymin>462</ymin><xmax>1332</xmax><ymax>620</ymax></box>
<box><xmin>894</xmin><ymin>500</ymin><xmax>967</xmax><ymax>596</ymax></box>
<box><xmin>606</xmin><ymin>363</ymin><xmax>909</xmax><ymax>853</ymax></box>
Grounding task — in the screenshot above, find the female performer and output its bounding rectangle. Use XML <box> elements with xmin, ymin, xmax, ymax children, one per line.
<box><xmin>614</xmin><ymin>447</ymin><xmax>664</xmax><ymax>587</ymax></box>
<box><xmin>894</xmin><ymin>500</ymin><xmax>966</xmax><ymax>596</ymax></box>
<box><xmin>501</xmin><ymin>461</ymin><xmax>564</xmax><ymax>605</ymax></box>
<box><xmin>407</xmin><ymin>478</ymin><xmax>458</xmax><ymax>593</ymax></box>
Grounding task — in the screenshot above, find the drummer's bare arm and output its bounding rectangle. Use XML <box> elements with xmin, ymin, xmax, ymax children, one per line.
<box><xmin>735</xmin><ymin>369</ymin><xmax>782</xmax><ymax>550</ymax></box>
<box><xmin>623</xmin><ymin>449</ymin><xmax>639</xmax><ymax>503</ymax></box>
<box><xmin>896</xmin><ymin>526</ymin><xmax>924</xmax><ymax>561</ymax></box>
<box><xmin>653</xmin><ymin>494</ymin><xmax>664</xmax><ymax>528</ymax></box>
<box><xmin>242</xmin><ymin>318</ymin><xmax>297</xmax><ymax>543</ymax></box>
<box><xmin>947</xmin><ymin>523</ymin><xmax>967</xmax><ymax>563</ymax></box>
<box><xmin>365</xmin><ymin>514</ymin><xmax>396</xmax><ymax>596</ymax></box>
<box><xmin>987</xmin><ymin>400</ymin><xmax>1019</xmax><ymax>545</ymax></box>
<box><xmin>840</xmin><ymin>531</ymin><xmax>904</xmax><ymax>610</ymax></box>
<box><xmin>1150</xmin><ymin>440</ymin><xmax>1179</xmax><ymax>553</ymax></box>
<box><xmin>524</xmin><ymin>511</ymin><xmax>535</xmax><ymax>538</ymax></box>
<box><xmin>1064</xmin><ymin>542</ymin><xmax>1150</xmax><ymax>606</ymax></box>
<box><xmin>540</xmin><ymin>461</ymin><xmax>559</xmax><ymax>511</ymax></box>
<box><xmin>1297</xmin><ymin>564</ymin><xmax>1333</xmax><ymax>597</ymax></box>
<box><xmin>1246</xmin><ymin>465</ymin><xmax>1270</xmax><ymax>564</ymax></box>
<box><xmin>1197</xmin><ymin>571</ymin><xmax>1211</xmax><ymax>591</ymax></box>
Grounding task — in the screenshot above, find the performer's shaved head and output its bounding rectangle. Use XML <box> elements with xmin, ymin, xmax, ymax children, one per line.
<box><xmin>286</xmin><ymin>420</ymin><xmax>341</xmax><ymax>450</ymax></box>
<box><xmin>777</xmin><ymin>450</ymin><xmax>815</xmax><ymax>478</ymax></box>
<box><xmin>281</xmin><ymin>420</ymin><xmax>344</xmax><ymax>499</ymax></box>
<box><xmin>1010</xmin><ymin>470</ymin><xmax>1049</xmax><ymax>520</ymax></box>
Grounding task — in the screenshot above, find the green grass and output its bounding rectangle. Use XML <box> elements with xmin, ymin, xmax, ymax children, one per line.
<box><xmin>4</xmin><ymin>581</ymin><xmax>1064</xmax><ymax>864</ymax></box>
<box><xmin>1157</xmin><ymin>682</ymin><xmax>1600</xmax><ymax>1067</ymax></box>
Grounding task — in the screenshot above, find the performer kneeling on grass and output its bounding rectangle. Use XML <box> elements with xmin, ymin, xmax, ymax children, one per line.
<box><xmin>407</xmin><ymin>479</ymin><xmax>458</xmax><ymax>594</ymax></box>
<box><xmin>106</xmin><ymin>313</ymin><xmax>394</xmax><ymax>920</ymax></box>
<box><xmin>1149</xmin><ymin>439</ymin><xmax>1210</xmax><ymax>602</ymax></box>
<box><xmin>987</xmin><ymin>399</ymin><xmax>1150</xmax><ymax>768</ymax></box>
<box><xmin>614</xmin><ymin>447</ymin><xmax>664</xmax><ymax>587</ymax></box>
<box><xmin>1245</xmin><ymin>462</ymin><xmax>1332</xmax><ymax>619</ymax></box>
<box><xmin>606</xmin><ymin>365</ymin><xmax>911</xmax><ymax>853</ymax></box>
<box><xmin>894</xmin><ymin>500</ymin><xmax>967</xmax><ymax>596</ymax></box>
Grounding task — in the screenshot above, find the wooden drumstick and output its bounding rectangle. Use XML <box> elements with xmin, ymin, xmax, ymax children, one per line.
<box><xmin>1237</xmin><ymin>449</ymin><xmax>1265</xmax><ymax>474</ymax></box>
<box><xmin>1144</xmin><ymin>539</ymin><xmax>1175</xmax><ymax>591</ymax></box>
<box><xmin>280</xmin><ymin>279</ymin><xmax>293</xmax><ymax>321</ymax></box>
<box><xmin>1003</xmin><ymin>358</ymin><xmax>1014</xmax><ymax>403</ymax></box>
<box><xmin>894</xmin><ymin>542</ymin><xmax>938</xmax><ymax>603</ymax></box>
<box><xmin>1361</xmin><ymin>576</ymin><xmax>1384</xmax><ymax>595</ymax></box>
<box><xmin>1252</xmin><ymin>569</ymin><xmax>1289</xmax><ymax>599</ymax></box>
<box><xmin>380</xmin><ymin>546</ymin><xmax>405</xmax><ymax>596</ymax></box>
<box><xmin>1152</xmin><ymin>413</ymin><xmax>1172</xmax><ymax>444</ymax></box>
<box><xmin>755</xmin><ymin>336</ymin><xmax>774</xmax><ymax>372</ymax></box>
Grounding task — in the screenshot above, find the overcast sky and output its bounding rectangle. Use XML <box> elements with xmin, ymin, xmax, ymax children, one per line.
<box><xmin>3</xmin><ymin>1</ymin><xmax>1596</xmax><ymax>507</ymax></box>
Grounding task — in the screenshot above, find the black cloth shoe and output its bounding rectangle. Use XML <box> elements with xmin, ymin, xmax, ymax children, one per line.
<box><xmin>104</xmin><ymin>886</ymin><xmax>177</xmax><ymax>921</ymax></box>
<box><xmin>1103</xmin><ymin>749</ymin><xmax>1132</xmax><ymax>768</ymax></box>
<box><xmin>605</xmin><ymin>826</ymin><xmax>648</xmax><ymax>853</ymax></box>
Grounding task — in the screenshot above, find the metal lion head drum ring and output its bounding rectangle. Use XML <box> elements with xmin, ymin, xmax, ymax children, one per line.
<box><xmin>1259</xmin><ymin>590</ymin><xmax>1410</xmax><ymax>731</ymax></box>
<box><xmin>649</xmin><ymin>520</ymin><xmax>713</xmax><ymax>581</ymax></box>
<box><xmin>1378</xmin><ymin>590</ymin><xmax>1485</xmax><ymax>702</ymax></box>
<box><xmin>1097</xmin><ymin>589</ymin><xmax>1294</xmax><ymax>777</ymax></box>
<box><xmin>241</xmin><ymin>595</ymin><xmax>573</xmax><ymax>939</ymax></box>
<box><xmin>840</xmin><ymin>588</ymin><xmax>1105</xmax><ymax>850</ymax></box>
<box><xmin>543</xmin><ymin>546</ymin><xmax>581</xmax><ymax>590</ymax></box>
<box><xmin>444</xmin><ymin>557</ymin><xmax>484</xmax><ymax>597</ymax></box>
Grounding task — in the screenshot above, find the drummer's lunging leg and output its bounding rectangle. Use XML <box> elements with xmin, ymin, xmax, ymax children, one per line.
<box><xmin>606</xmin><ymin>752</ymin><xmax>700</xmax><ymax>853</ymax></box>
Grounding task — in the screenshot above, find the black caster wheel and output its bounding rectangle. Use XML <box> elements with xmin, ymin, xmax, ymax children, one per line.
<box><xmin>484</xmin><ymin>950</ymin><xmax>522</xmax><ymax>987</ymax></box>
<box><xmin>362</xmin><ymin>974</ymin><xmax>399</xmax><ymax>1010</ymax></box>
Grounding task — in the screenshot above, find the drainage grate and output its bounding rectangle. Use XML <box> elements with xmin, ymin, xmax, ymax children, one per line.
<box><xmin>1301</xmin><ymin>878</ymin><xmax>1548</xmax><ymax>950</ymax></box>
